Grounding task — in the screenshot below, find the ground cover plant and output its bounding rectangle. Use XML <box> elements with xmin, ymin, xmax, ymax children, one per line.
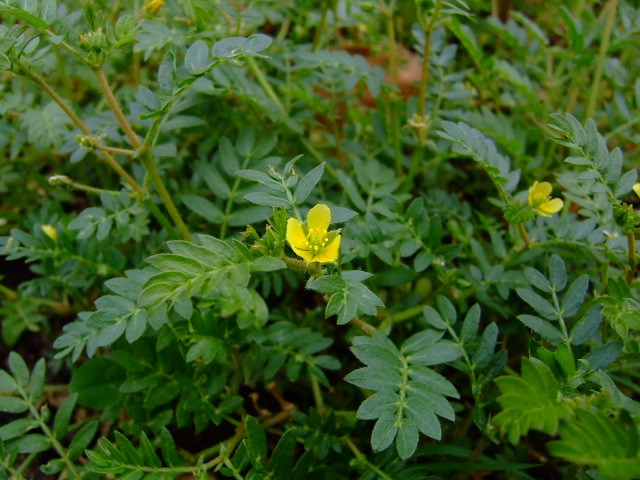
<box><xmin>0</xmin><ymin>0</ymin><xmax>639</xmax><ymax>478</ymax></box>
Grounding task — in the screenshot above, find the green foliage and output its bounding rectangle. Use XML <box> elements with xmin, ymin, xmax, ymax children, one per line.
<box><xmin>548</xmin><ymin>409</ymin><xmax>640</xmax><ymax>480</ymax></box>
<box><xmin>2</xmin><ymin>0</ymin><xmax>640</xmax><ymax>479</ymax></box>
<box><xmin>346</xmin><ymin>332</ymin><xmax>460</xmax><ymax>459</ymax></box>
<box><xmin>493</xmin><ymin>357</ymin><xmax>574</xmax><ymax>444</ymax></box>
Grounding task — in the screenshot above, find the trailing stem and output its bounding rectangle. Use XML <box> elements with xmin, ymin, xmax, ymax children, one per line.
<box><xmin>586</xmin><ymin>0</ymin><xmax>619</xmax><ymax>120</ymax></box>
<box><xmin>12</xmin><ymin>58</ymin><xmax>144</xmax><ymax>195</ymax></box>
<box><xmin>93</xmin><ymin>67</ymin><xmax>193</xmax><ymax>241</ymax></box>
<box><xmin>627</xmin><ymin>232</ymin><xmax>636</xmax><ymax>283</ymax></box>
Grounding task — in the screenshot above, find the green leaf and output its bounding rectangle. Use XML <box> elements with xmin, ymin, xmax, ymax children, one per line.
<box><xmin>9</xmin><ymin>352</ymin><xmax>29</xmax><ymax>386</ymax></box>
<box><xmin>549</xmin><ymin>255</ymin><xmax>567</xmax><ymax>291</ymax></box>
<box><xmin>250</xmin><ymin>256</ymin><xmax>286</xmax><ymax>272</ymax></box>
<box><xmin>370</xmin><ymin>411</ymin><xmax>397</xmax><ymax>452</ymax></box>
<box><xmin>308</xmin><ymin>276</ymin><xmax>346</xmax><ymax>294</ymax></box>
<box><xmin>125</xmin><ymin>309</ymin><xmax>147</xmax><ymax>343</ymax></box>
<box><xmin>357</xmin><ymin>391</ymin><xmax>398</xmax><ymax>420</ymax></box>
<box><xmin>395</xmin><ymin>417</ymin><xmax>419</xmax><ymax>460</ymax></box>
<box><xmin>570</xmin><ymin>306</ymin><xmax>602</xmax><ymax>346</ymax></box>
<box><xmin>560</xmin><ymin>275</ymin><xmax>589</xmax><ymax>318</ymax></box>
<box><xmin>28</xmin><ymin>358</ymin><xmax>45</xmax><ymax>402</ymax></box>
<box><xmin>406</xmin><ymin>340</ymin><xmax>462</xmax><ymax>366</ymax></box>
<box><xmin>0</xmin><ymin>7</ymin><xmax>49</xmax><ymax>28</ymax></box>
<box><xmin>493</xmin><ymin>357</ymin><xmax>573</xmax><ymax>444</ymax></box>
<box><xmin>197</xmin><ymin>161</ymin><xmax>230</xmax><ymax>199</ymax></box>
<box><xmin>40</xmin><ymin>458</ymin><xmax>66</xmax><ymax>475</ymax></box>
<box><xmin>461</xmin><ymin>304</ymin><xmax>481</xmax><ymax>345</ymax></box>
<box><xmin>160</xmin><ymin>427</ymin><xmax>179</xmax><ymax>467</ymax></box>
<box><xmin>5</xmin><ymin>434</ymin><xmax>51</xmax><ymax>454</ymax></box>
<box><xmin>181</xmin><ymin>195</ymin><xmax>224</xmax><ymax>223</ymax></box>
<box><xmin>517</xmin><ymin>315</ymin><xmax>564</xmax><ymax>346</ymax></box>
<box><xmin>68</xmin><ymin>420</ymin><xmax>99</xmax><ymax>461</ymax></box>
<box><xmin>53</xmin><ymin>393</ymin><xmax>78</xmax><ymax>440</ymax></box>
<box><xmin>436</xmin><ymin>296</ymin><xmax>457</xmax><ymax>326</ymax></box>
<box><xmin>423</xmin><ymin>306</ymin><xmax>446</xmax><ymax>330</ymax></box>
<box><xmin>0</xmin><ymin>418</ymin><xmax>38</xmax><ymax>441</ymax></box>
<box><xmin>185</xmin><ymin>40</ymin><xmax>210</xmax><ymax>75</ymax></box>
<box><xmin>554</xmin><ymin>343</ymin><xmax>576</xmax><ymax>377</ymax></box>
<box><xmin>293</xmin><ymin>163</ymin><xmax>324</xmax><ymax>205</ymax></box>
<box><xmin>140</xmin><ymin>431</ymin><xmax>162</xmax><ymax>468</ymax></box>
<box><xmin>524</xmin><ymin>267</ymin><xmax>552</xmax><ymax>293</ymax></box>
<box><xmin>21</xmin><ymin>101</ymin><xmax>69</xmax><ymax>150</ymax></box>
<box><xmin>244</xmin><ymin>192</ymin><xmax>290</xmax><ymax>208</ymax></box>
<box><xmin>245</xmin><ymin>416</ymin><xmax>267</xmax><ymax>467</ymax></box>
<box><xmin>336</xmin><ymin>170</ymin><xmax>367</xmax><ymax>211</ymax></box>
<box><xmin>584</xmin><ymin>342</ymin><xmax>622</xmax><ymax>370</ymax></box>
<box><xmin>0</xmin><ymin>370</ymin><xmax>17</xmax><ymax>392</ymax></box>
<box><xmin>0</xmin><ymin>396</ymin><xmax>29</xmax><ymax>413</ymax></box>
<box><xmin>70</xmin><ymin>357</ymin><xmax>124</xmax><ymax>409</ymax></box>
<box><xmin>235</xmin><ymin>169</ymin><xmax>285</xmax><ymax>192</ymax></box>
<box><xmin>516</xmin><ymin>288</ymin><xmax>557</xmax><ymax>320</ymax></box>
<box><xmin>548</xmin><ymin>409</ymin><xmax>640</xmax><ymax>480</ymax></box>
<box><xmin>146</xmin><ymin>254</ymin><xmax>205</xmax><ymax>276</ymax></box>
<box><xmin>267</xmin><ymin>428</ymin><xmax>297</xmax><ymax>478</ymax></box>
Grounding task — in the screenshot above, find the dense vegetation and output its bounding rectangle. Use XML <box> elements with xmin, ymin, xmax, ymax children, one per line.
<box><xmin>1</xmin><ymin>0</ymin><xmax>640</xmax><ymax>478</ymax></box>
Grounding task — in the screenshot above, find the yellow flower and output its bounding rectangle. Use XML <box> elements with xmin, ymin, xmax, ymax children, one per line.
<box><xmin>41</xmin><ymin>225</ymin><xmax>57</xmax><ymax>242</ymax></box>
<box><xmin>633</xmin><ymin>183</ymin><xmax>640</xmax><ymax>197</ymax></box>
<box><xmin>286</xmin><ymin>204</ymin><xmax>341</xmax><ymax>263</ymax></box>
<box><xmin>145</xmin><ymin>0</ymin><xmax>165</xmax><ymax>14</ymax></box>
<box><xmin>528</xmin><ymin>181</ymin><xmax>564</xmax><ymax>217</ymax></box>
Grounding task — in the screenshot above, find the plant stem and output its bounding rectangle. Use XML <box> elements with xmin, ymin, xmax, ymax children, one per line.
<box><xmin>140</xmin><ymin>154</ymin><xmax>193</xmax><ymax>241</ymax></box>
<box><xmin>0</xmin><ymin>280</ymin><xmax>17</xmax><ymax>301</ymax></box>
<box><xmin>344</xmin><ymin>436</ymin><xmax>395</xmax><ymax>480</ymax></box>
<box><xmin>246</xmin><ymin>57</ymin><xmax>340</xmax><ymax>179</ymax></box>
<box><xmin>281</xmin><ymin>255</ymin><xmax>322</xmax><ymax>272</ymax></box>
<box><xmin>383</xmin><ymin>0</ymin><xmax>398</xmax><ymax>85</ymax></box>
<box><xmin>309</xmin><ymin>373</ymin><xmax>326</xmax><ymax>415</ymax></box>
<box><xmin>17</xmin><ymin>384</ymin><xmax>80</xmax><ymax>479</ymax></box>
<box><xmin>96</xmin><ymin>145</ymin><xmax>138</xmax><ymax>156</ymax></box>
<box><xmin>351</xmin><ymin>316</ymin><xmax>377</xmax><ymax>336</ymax></box>
<box><xmin>586</xmin><ymin>0</ymin><xmax>619</xmax><ymax>120</ymax></box>
<box><xmin>312</xmin><ymin>1</ymin><xmax>330</xmax><ymax>52</ymax></box>
<box><xmin>49</xmin><ymin>175</ymin><xmax>121</xmax><ymax>196</ymax></box>
<box><xmin>381</xmin><ymin>1</ymin><xmax>403</xmax><ymax>176</ymax></box>
<box><xmin>12</xmin><ymin>58</ymin><xmax>144</xmax><ymax>195</ymax></box>
<box><xmin>416</xmin><ymin>0</ymin><xmax>441</xmax><ymax>147</ymax></box>
<box><xmin>518</xmin><ymin>223</ymin><xmax>533</xmax><ymax>249</ymax></box>
<box><xmin>390</xmin><ymin>305</ymin><xmax>424</xmax><ymax>323</ymax></box>
<box><xmin>246</xmin><ymin>56</ymin><xmax>287</xmax><ymax>116</ymax></box>
<box><xmin>94</xmin><ymin>66</ymin><xmax>192</xmax><ymax>241</ymax></box>
<box><xmin>94</xmin><ymin>68</ymin><xmax>142</xmax><ymax>148</ymax></box>
<box><xmin>627</xmin><ymin>232</ymin><xmax>636</xmax><ymax>283</ymax></box>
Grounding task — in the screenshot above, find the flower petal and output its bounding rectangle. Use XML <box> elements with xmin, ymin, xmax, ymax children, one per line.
<box><xmin>313</xmin><ymin>235</ymin><xmax>341</xmax><ymax>263</ymax></box>
<box><xmin>307</xmin><ymin>204</ymin><xmax>331</xmax><ymax>232</ymax></box>
<box><xmin>286</xmin><ymin>218</ymin><xmax>307</xmax><ymax>250</ymax></box>
<box><xmin>540</xmin><ymin>198</ymin><xmax>563</xmax><ymax>215</ymax></box>
<box><xmin>528</xmin><ymin>181</ymin><xmax>552</xmax><ymax>206</ymax></box>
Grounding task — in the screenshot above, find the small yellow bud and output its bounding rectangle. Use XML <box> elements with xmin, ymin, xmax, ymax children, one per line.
<box><xmin>633</xmin><ymin>183</ymin><xmax>640</xmax><ymax>198</ymax></box>
<box><xmin>41</xmin><ymin>225</ymin><xmax>57</xmax><ymax>242</ymax></box>
<box><xmin>145</xmin><ymin>0</ymin><xmax>165</xmax><ymax>14</ymax></box>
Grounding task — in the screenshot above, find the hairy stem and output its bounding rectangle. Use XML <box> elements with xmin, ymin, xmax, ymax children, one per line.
<box><xmin>140</xmin><ymin>154</ymin><xmax>193</xmax><ymax>241</ymax></box>
<box><xmin>94</xmin><ymin>67</ymin><xmax>142</xmax><ymax>149</ymax></box>
<box><xmin>312</xmin><ymin>1</ymin><xmax>330</xmax><ymax>52</ymax></box>
<box><xmin>416</xmin><ymin>0</ymin><xmax>441</xmax><ymax>147</ymax></box>
<box><xmin>586</xmin><ymin>0</ymin><xmax>619</xmax><ymax>120</ymax></box>
<box><xmin>12</xmin><ymin>58</ymin><xmax>143</xmax><ymax>195</ymax></box>
<box><xmin>627</xmin><ymin>232</ymin><xmax>636</xmax><ymax>283</ymax></box>
<box><xmin>518</xmin><ymin>223</ymin><xmax>533</xmax><ymax>249</ymax></box>
<box><xmin>95</xmin><ymin>66</ymin><xmax>192</xmax><ymax>241</ymax></box>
